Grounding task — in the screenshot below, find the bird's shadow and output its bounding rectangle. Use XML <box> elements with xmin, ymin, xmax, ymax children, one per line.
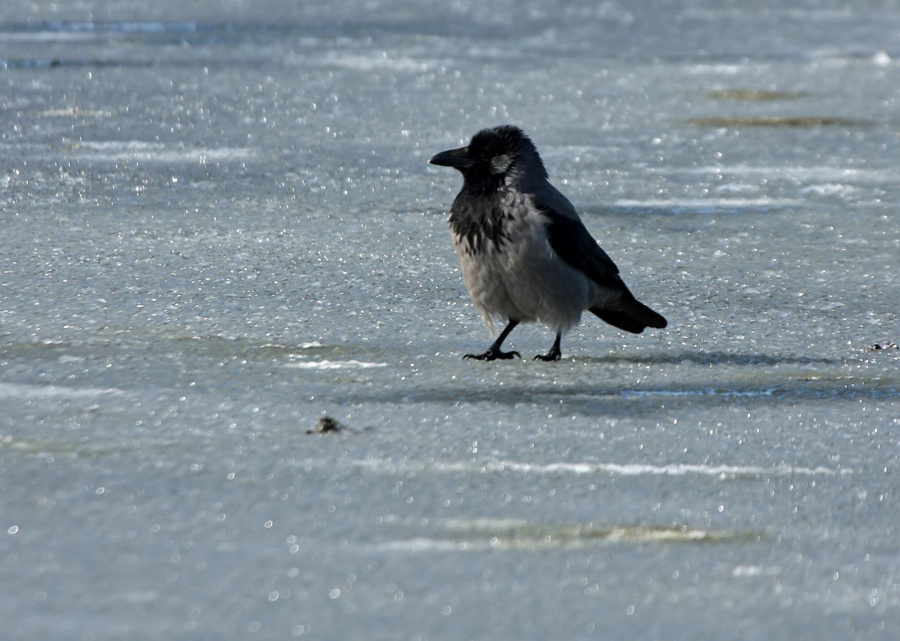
<box><xmin>581</xmin><ymin>203</ymin><xmax>782</xmax><ymax>218</ymax></box>
<box><xmin>570</xmin><ymin>350</ymin><xmax>844</xmax><ymax>368</ymax></box>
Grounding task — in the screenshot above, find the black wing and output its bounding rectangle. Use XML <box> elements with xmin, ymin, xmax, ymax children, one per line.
<box><xmin>542</xmin><ymin>205</ymin><xmax>668</xmax><ymax>332</ymax></box>
<box><xmin>541</xmin><ymin>206</ymin><xmax>626</xmax><ymax>292</ymax></box>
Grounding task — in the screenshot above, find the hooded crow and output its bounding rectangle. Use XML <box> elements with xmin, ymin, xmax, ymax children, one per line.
<box><xmin>430</xmin><ymin>125</ymin><xmax>667</xmax><ymax>361</ymax></box>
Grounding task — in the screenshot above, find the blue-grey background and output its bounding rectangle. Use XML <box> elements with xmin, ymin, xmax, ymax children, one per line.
<box><xmin>1</xmin><ymin>1</ymin><xmax>899</xmax><ymax>639</ymax></box>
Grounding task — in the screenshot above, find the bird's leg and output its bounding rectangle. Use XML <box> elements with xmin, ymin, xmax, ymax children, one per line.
<box><xmin>534</xmin><ymin>332</ymin><xmax>562</xmax><ymax>361</ymax></box>
<box><xmin>464</xmin><ymin>320</ymin><xmax>521</xmax><ymax>361</ymax></box>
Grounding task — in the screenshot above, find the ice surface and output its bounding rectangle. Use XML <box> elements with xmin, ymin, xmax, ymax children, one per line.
<box><xmin>1</xmin><ymin>1</ymin><xmax>899</xmax><ymax>640</ymax></box>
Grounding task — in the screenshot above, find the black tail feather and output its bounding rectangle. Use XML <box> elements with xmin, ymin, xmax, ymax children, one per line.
<box><xmin>589</xmin><ymin>297</ymin><xmax>667</xmax><ymax>334</ymax></box>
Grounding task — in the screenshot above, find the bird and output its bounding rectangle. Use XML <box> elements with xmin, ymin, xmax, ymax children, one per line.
<box><xmin>429</xmin><ymin>125</ymin><xmax>667</xmax><ymax>361</ymax></box>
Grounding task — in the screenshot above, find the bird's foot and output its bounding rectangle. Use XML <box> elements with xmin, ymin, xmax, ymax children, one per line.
<box><xmin>534</xmin><ymin>333</ymin><xmax>562</xmax><ymax>362</ymax></box>
<box><xmin>464</xmin><ymin>348</ymin><xmax>521</xmax><ymax>361</ymax></box>
<box><xmin>534</xmin><ymin>347</ymin><xmax>561</xmax><ymax>362</ymax></box>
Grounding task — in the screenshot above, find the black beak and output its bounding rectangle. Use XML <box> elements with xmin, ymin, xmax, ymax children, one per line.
<box><xmin>429</xmin><ymin>146</ymin><xmax>470</xmax><ymax>170</ymax></box>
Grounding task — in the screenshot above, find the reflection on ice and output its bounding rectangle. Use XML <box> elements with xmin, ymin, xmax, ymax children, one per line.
<box><xmin>613</xmin><ymin>197</ymin><xmax>798</xmax><ymax>210</ymax></box>
<box><xmin>284</xmin><ymin>359</ymin><xmax>388</xmax><ymax>370</ymax></box>
<box><xmin>676</xmin><ymin>166</ymin><xmax>894</xmax><ymax>182</ymax></box>
<box><xmin>71</xmin><ymin>141</ymin><xmax>255</xmax><ymax>163</ymax></box>
<box><xmin>0</xmin><ymin>382</ymin><xmax>125</xmax><ymax>399</ymax></box>
<box><xmin>354</xmin><ymin>458</ymin><xmax>849</xmax><ymax>478</ymax></box>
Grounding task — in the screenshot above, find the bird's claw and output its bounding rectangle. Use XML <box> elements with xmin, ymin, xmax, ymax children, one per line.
<box><xmin>534</xmin><ymin>351</ymin><xmax>561</xmax><ymax>362</ymax></box>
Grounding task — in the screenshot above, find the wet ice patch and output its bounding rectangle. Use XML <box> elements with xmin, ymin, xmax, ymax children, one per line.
<box><xmin>686</xmin><ymin>63</ymin><xmax>750</xmax><ymax>75</ymax></box>
<box><xmin>308</xmin><ymin>51</ymin><xmax>432</xmax><ymax>72</ymax></box>
<box><xmin>715</xmin><ymin>182</ymin><xmax>759</xmax><ymax>194</ymax></box>
<box><xmin>613</xmin><ymin>197</ymin><xmax>798</xmax><ymax>210</ymax></box>
<box><xmin>619</xmin><ymin>388</ymin><xmax>776</xmax><ymax>399</ymax></box>
<box><xmin>799</xmin><ymin>183</ymin><xmax>857</xmax><ymax>196</ymax></box>
<box><xmin>0</xmin><ymin>30</ymin><xmax>98</xmax><ymax>43</ymax></box>
<box><xmin>704</xmin><ymin>89</ymin><xmax>808</xmax><ymax>101</ymax></box>
<box><xmin>577</xmin><ymin>462</ymin><xmax>846</xmax><ymax>477</ymax></box>
<box><xmin>354</xmin><ymin>458</ymin><xmax>847</xmax><ymax>478</ymax></box>
<box><xmin>686</xmin><ymin>116</ymin><xmax>870</xmax><ymax>127</ymax></box>
<box><xmin>502</xmin><ymin>460</ymin><xmax>847</xmax><ymax>478</ymax></box>
<box><xmin>71</xmin><ymin>141</ymin><xmax>255</xmax><ymax>163</ymax></box>
<box><xmin>364</xmin><ymin>538</ymin><xmax>472</xmax><ymax>553</ymax></box>
<box><xmin>41</xmin><ymin>107</ymin><xmax>114</xmax><ymax>117</ymax></box>
<box><xmin>285</xmin><ymin>359</ymin><xmax>387</xmax><ymax>370</ymax></box>
<box><xmin>0</xmin><ymin>382</ymin><xmax>125</xmax><ymax>400</ymax></box>
<box><xmin>366</xmin><ymin>519</ymin><xmax>754</xmax><ymax>553</ymax></box>
<box><xmin>680</xmin><ymin>165</ymin><xmax>893</xmax><ymax>183</ymax></box>
<box><xmin>733</xmin><ymin>565</ymin><xmax>780</xmax><ymax>577</ymax></box>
